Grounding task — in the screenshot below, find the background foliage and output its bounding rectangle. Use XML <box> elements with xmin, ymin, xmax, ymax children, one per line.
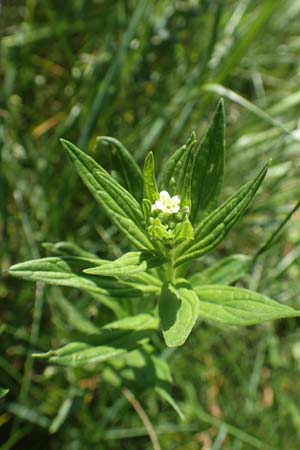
<box><xmin>1</xmin><ymin>0</ymin><xmax>300</xmax><ymax>449</ymax></box>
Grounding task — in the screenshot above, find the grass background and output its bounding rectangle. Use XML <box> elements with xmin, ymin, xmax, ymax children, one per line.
<box><xmin>1</xmin><ymin>0</ymin><xmax>300</xmax><ymax>448</ymax></box>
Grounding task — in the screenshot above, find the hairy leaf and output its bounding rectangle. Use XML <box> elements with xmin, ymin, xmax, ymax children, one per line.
<box><xmin>96</xmin><ymin>136</ymin><xmax>143</xmax><ymax>201</ymax></box>
<box><xmin>159</xmin><ymin>133</ymin><xmax>196</xmax><ymax>208</ymax></box>
<box><xmin>196</xmin><ymin>285</ymin><xmax>300</xmax><ymax>325</ymax></box>
<box><xmin>143</xmin><ymin>152</ymin><xmax>159</xmax><ymax>204</ymax></box>
<box><xmin>9</xmin><ymin>257</ymin><xmax>160</xmax><ymax>299</ymax></box>
<box><xmin>43</xmin><ymin>241</ymin><xmax>97</xmax><ymax>258</ymax></box>
<box><xmin>61</xmin><ymin>139</ymin><xmax>152</xmax><ymax>250</ymax></box>
<box><xmin>191</xmin><ymin>99</ymin><xmax>225</xmax><ymax>223</ymax></box>
<box><xmin>159</xmin><ymin>281</ymin><xmax>199</xmax><ymax>347</ymax></box>
<box><xmin>175</xmin><ymin>161</ymin><xmax>270</xmax><ymax>266</ymax></box>
<box><xmin>85</xmin><ymin>250</ymin><xmax>167</xmax><ymax>276</ymax></box>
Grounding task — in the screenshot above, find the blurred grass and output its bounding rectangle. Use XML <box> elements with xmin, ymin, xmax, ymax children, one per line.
<box><xmin>1</xmin><ymin>0</ymin><xmax>300</xmax><ymax>449</ymax></box>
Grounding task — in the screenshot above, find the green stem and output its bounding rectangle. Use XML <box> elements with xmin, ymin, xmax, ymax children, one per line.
<box><xmin>164</xmin><ymin>251</ymin><xmax>175</xmax><ymax>284</ymax></box>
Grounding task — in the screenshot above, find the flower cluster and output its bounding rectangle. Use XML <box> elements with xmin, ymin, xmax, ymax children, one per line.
<box><xmin>147</xmin><ymin>190</ymin><xmax>193</xmax><ymax>245</ymax></box>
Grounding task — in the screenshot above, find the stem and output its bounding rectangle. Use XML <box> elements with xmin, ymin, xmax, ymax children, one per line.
<box><xmin>164</xmin><ymin>250</ymin><xmax>176</xmax><ymax>284</ymax></box>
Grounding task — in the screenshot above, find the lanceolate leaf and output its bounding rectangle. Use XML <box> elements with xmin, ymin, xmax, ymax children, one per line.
<box><xmin>34</xmin><ymin>314</ymin><xmax>159</xmax><ymax>367</ymax></box>
<box><xmin>159</xmin><ymin>133</ymin><xmax>196</xmax><ymax>205</ymax></box>
<box><xmin>189</xmin><ymin>254</ymin><xmax>252</xmax><ymax>287</ymax></box>
<box><xmin>143</xmin><ymin>152</ymin><xmax>159</xmax><ymax>204</ymax></box>
<box><xmin>61</xmin><ymin>139</ymin><xmax>152</xmax><ymax>250</ymax></box>
<box><xmin>96</xmin><ymin>136</ymin><xmax>143</xmax><ymax>201</ymax></box>
<box><xmin>159</xmin><ymin>281</ymin><xmax>199</xmax><ymax>347</ymax></box>
<box><xmin>85</xmin><ymin>251</ymin><xmax>167</xmax><ymax>277</ymax></box>
<box><xmin>43</xmin><ymin>241</ymin><xmax>97</xmax><ymax>258</ymax></box>
<box><xmin>190</xmin><ymin>99</ymin><xmax>225</xmax><ymax>223</ymax></box>
<box><xmin>175</xmin><ymin>161</ymin><xmax>270</xmax><ymax>266</ymax></box>
<box><xmin>9</xmin><ymin>257</ymin><xmax>160</xmax><ymax>299</ymax></box>
<box><xmin>196</xmin><ymin>285</ymin><xmax>300</xmax><ymax>326</ymax></box>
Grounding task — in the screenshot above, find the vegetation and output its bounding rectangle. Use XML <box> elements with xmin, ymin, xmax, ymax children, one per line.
<box><xmin>1</xmin><ymin>1</ymin><xmax>300</xmax><ymax>449</ymax></box>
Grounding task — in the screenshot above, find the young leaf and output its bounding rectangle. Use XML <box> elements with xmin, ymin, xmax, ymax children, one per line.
<box><xmin>196</xmin><ymin>285</ymin><xmax>300</xmax><ymax>326</ymax></box>
<box><xmin>159</xmin><ymin>133</ymin><xmax>196</xmax><ymax>207</ymax></box>
<box><xmin>159</xmin><ymin>281</ymin><xmax>199</xmax><ymax>347</ymax></box>
<box><xmin>61</xmin><ymin>139</ymin><xmax>152</xmax><ymax>250</ymax></box>
<box><xmin>143</xmin><ymin>152</ymin><xmax>159</xmax><ymax>204</ymax></box>
<box><xmin>9</xmin><ymin>257</ymin><xmax>160</xmax><ymax>299</ymax></box>
<box><xmin>34</xmin><ymin>314</ymin><xmax>159</xmax><ymax>367</ymax></box>
<box><xmin>189</xmin><ymin>254</ymin><xmax>252</xmax><ymax>287</ymax></box>
<box><xmin>84</xmin><ymin>250</ymin><xmax>167</xmax><ymax>277</ymax></box>
<box><xmin>95</xmin><ymin>136</ymin><xmax>143</xmax><ymax>201</ymax></box>
<box><xmin>175</xmin><ymin>161</ymin><xmax>270</xmax><ymax>266</ymax></box>
<box><xmin>190</xmin><ymin>99</ymin><xmax>225</xmax><ymax>223</ymax></box>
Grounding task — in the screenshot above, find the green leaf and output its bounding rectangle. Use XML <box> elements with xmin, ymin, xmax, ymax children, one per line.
<box><xmin>34</xmin><ymin>314</ymin><xmax>159</xmax><ymax>367</ymax></box>
<box><xmin>61</xmin><ymin>139</ymin><xmax>152</xmax><ymax>250</ymax></box>
<box><xmin>95</xmin><ymin>136</ymin><xmax>143</xmax><ymax>202</ymax></box>
<box><xmin>9</xmin><ymin>257</ymin><xmax>159</xmax><ymax>300</ymax></box>
<box><xmin>159</xmin><ymin>133</ymin><xmax>196</xmax><ymax>208</ymax></box>
<box><xmin>42</xmin><ymin>241</ymin><xmax>97</xmax><ymax>258</ymax></box>
<box><xmin>84</xmin><ymin>250</ymin><xmax>167</xmax><ymax>277</ymax></box>
<box><xmin>143</xmin><ymin>152</ymin><xmax>159</xmax><ymax>204</ymax></box>
<box><xmin>189</xmin><ymin>254</ymin><xmax>252</xmax><ymax>287</ymax></box>
<box><xmin>190</xmin><ymin>99</ymin><xmax>225</xmax><ymax>223</ymax></box>
<box><xmin>175</xmin><ymin>161</ymin><xmax>270</xmax><ymax>266</ymax></box>
<box><xmin>0</xmin><ymin>388</ymin><xmax>9</xmax><ymax>399</ymax></box>
<box><xmin>159</xmin><ymin>281</ymin><xmax>199</xmax><ymax>347</ymax></box>
<box><xmin>196</xmin><ymin>285</ymin><xmax>300</xmax><ymax>326</ymax></box>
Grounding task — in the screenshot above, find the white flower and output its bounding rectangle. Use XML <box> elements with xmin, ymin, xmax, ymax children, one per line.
<box><xmin>151</xmin><ymin>190</ymin><xmax>181</xmax><ymax>214</ymax></box>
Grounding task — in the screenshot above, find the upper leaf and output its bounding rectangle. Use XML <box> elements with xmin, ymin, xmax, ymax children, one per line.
<box><xmin>190</xmin><ymin>99</ymin><xmax>225</xmax><ymax>223</ymax></box>
<box><xmin>61</xmin><ymin>139</ymin><xmax>152</xmax><ymax>250</ymax></box>
<box><xmin>159</xmin><ymin>281</ymin><xmax>199</xmax><ymax>347</ymax></box>
<box><xmin>143</xmin><ymin>152</ymin><xmax>159</xmax><ymax>204</ymax></box>
<box><xmin>175</xmin><ymin>161</ymin><xmax>270</xmax><ymax>266</ymax></box>
<box><xmin>84</xmin><ymin>250</ymin><xmax>167</xmax><ymax>277</ymax></box>
<box><xmin>159</xmin><ymin>133</ymin><xmax>196</xmax><ymax>209</ymax></box>
<box><xmin>95</xmin><ymin>136</ymin><xmax>143</xmax><ymax>202</ymax></box>
<box><xmin>196</xmin><ymin>285</ymin><xmax>300</xmax><ymax>326</ymax></box>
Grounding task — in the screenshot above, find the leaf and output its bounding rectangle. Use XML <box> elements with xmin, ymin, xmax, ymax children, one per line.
<box><xmin>95</xmin><ymin>136</ymin><xmax>143</xmax><ymax>202</ymax></box>
<box><xmin>143</xmin><ymin>152</ymin><xmax>159</xmax><ymax>204</ymax></box>
<box><xmin>34</xmin><ymin>314</ymin><xmax>159</xmax><ymax>367</ymax></box>
<box><xmin>0</xmin><ymin>388</ymin><xmax>9</xmax><ymax>399</ymax></box>
<box><xmin>189</xmin><ymin>254</ymin><xmax>252</xmax><ymax>287</ymax></box>
<box><xmin>84</xmin><ymin>250</ymin><xmax>167</xmax><ymax>277</ymax></box>
<box><xmin>43</xmin><ymin>241</ymin><xmax>97</xmax><ymax>258</ymax></box>
<box><xmin>61</xmin><ymin>139</ymin><xmax>152</xmax><ymax>250</ymax></box>
<box><xmin>9</xmin><ymin>257</ymin><xmax>160</xmax><ymax>300</ymax></box>
<box><xmin>159</xmin><ymin>133</ymin><xmax>196</xmax><ymax>208</ymax></box>
<box><xmin>175</xmin><ymin>161</ymin><xmax>270</xmax><ymax>266</ymax></box>
<box><xmin>190</xmin><ymin>99</ymin><xmax>225</xmax><ymax>223</ymax></box>
<box><xmin>196</xmin><ymin>285</ymin><xmax>300</xmax><ymax>326</ymax></box>
<box><xmin>155</xmin><ymin>387</ymin><xmax>185</xmax><ymax>420</ymax></box>
<box><xmin>159</xmin><ymin>281</ymin><xmax>199</xmax><ymax>347</ymax></box>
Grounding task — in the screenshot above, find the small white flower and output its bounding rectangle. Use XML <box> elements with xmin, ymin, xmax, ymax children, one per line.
<box><xmin>151</xmin><ymin>190</ymin><xmax>181</xmax><ymax>214</ymax></box>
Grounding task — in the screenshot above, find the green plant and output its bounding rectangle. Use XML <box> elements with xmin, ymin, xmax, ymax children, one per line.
<box><xmin>8</xmin><ymin>100</ymin><xmax>299</xmax><ymax>410</ymax></box>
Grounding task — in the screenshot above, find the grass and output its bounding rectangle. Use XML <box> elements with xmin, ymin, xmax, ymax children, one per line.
<box><xmin>1</xmin><ymin>1</ymin><xmax>300</xmax><ymax>449</ymax></box>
